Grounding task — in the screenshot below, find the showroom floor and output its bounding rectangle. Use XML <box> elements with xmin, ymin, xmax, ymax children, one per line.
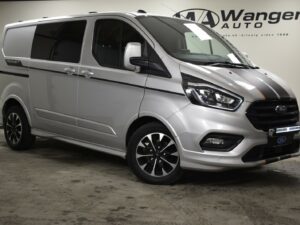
<box><xmin>0</xmin><ymin>129</ymin><xmax>299</xmax><ymax>225</ymax></box>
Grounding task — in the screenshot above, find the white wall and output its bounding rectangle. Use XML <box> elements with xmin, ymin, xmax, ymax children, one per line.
<box><xmin>0</xmin><ymin>0</ymin><xmax>299</xmax><ymax>100</ymax></box>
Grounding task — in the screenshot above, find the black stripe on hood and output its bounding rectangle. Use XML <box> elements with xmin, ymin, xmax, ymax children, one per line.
<box><xmin>263</xmin><ymin>75</ymin><xmax>290</xmax><ymax>98</ymax></box>
<box><xmin>231</xmin><ymin>69</ymin><xmax>290</xmax><ymax>100</ymax></box>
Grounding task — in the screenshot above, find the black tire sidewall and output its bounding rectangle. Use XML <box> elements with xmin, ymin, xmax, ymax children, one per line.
<box><xmin>4</xmin><ymin>106</ymin><xmax>35</xmax><ymax>150</ymax></box>
<box><xmin>127</xmin><ymin>122</ymin><xmax>182</xmax><ymax>185</ymax></box>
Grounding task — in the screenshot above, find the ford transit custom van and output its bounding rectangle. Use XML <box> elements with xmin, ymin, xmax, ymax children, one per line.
<box><xmin>0</xmin><ymin>11</ymin><xmax>299</xmax><ymax>184</ymax></box>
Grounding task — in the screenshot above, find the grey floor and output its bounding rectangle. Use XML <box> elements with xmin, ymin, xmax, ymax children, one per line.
<box><xmin>0</xmin><ymin>129</ymin><xmax>299</xmax><ymax>225</ymax></box>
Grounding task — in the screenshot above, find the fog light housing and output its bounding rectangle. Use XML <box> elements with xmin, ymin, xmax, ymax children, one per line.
<box><xmin>200</xmin><ymin>133</ymin><xmax>243</xmax><ymax>152</ymax></box>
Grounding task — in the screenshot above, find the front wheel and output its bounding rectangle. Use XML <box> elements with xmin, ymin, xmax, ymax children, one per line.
<box><xmin>3</xmin><ymin>106</ymin><xmax>35</xmax><ymax>150</ymax></box>
<box><xmin>127</xmin><ymin>122</ymin><xmax>182</xmax><ymax>184</ymax></box>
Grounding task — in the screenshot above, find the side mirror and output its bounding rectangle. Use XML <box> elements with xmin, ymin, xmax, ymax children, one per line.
<box><xmin>124</xmin><ymin>42</ymin><xmax>142</xmax><ymax>72</ymax></box>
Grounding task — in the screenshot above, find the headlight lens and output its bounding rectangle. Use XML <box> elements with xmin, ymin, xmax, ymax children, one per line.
<box><xmin>185</xmin><ymin>86</ymin><xmax>243</xmax><ymax>111</ymax></box>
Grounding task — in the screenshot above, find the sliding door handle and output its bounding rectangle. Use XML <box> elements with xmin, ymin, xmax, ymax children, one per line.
<box><xmin>80</xmin><ymin>70</ymin><xmax>94</xmax><ymax>78</ymax></box>
<box><xmin>64</xmin><ymin>67</ymin><xmax>76</xmax><ymax>75</ymax></box>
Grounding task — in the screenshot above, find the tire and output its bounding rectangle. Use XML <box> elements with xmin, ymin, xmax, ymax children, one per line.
<box><xmin>3</xmin><ymin>105</ymin><xmax>35</xmax><ymax>150</ymax></box>
<box><xmin>127</xmin><ymin>122</ymin><xmax>182</xmax><ymax>184</ymax></box>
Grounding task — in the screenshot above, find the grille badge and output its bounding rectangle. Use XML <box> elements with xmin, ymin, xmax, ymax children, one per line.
<box><xmin>275</xmin><ymin>105</ymin><xmax>287</xmax><ymax>114</ymax></box>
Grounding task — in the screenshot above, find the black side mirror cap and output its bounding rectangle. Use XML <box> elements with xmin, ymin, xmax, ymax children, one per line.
<box><xmin>130</xmin><ymin>57</ymin><xmax>171</xmax><ymax>78</ymax></box>
<box><xmin>130</xmin><ymin>57</ymin><xmax>149</xmax><ymax>68</ymax></box>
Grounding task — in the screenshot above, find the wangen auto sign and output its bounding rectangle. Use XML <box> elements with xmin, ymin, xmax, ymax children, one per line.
<box><xmin>174</xmin><ymin>9</ymin><xmax>300</xmax><ymax>29</ymax></box>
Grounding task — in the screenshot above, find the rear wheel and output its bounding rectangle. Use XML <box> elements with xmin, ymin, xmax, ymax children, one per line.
<box><xmin>127</xmin><ymin>122</ymin><xmax>182</xmax><ymax>184</ymax></box>
<box><xmin>3</xmin><ymin>106</ymin><xmax>35</xmax><ymax>150</ymax></box>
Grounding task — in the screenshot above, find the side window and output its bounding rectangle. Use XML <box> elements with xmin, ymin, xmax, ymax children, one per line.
<box><xmin>4</xmin><ymin>26</ymin><xmax>36</xmax><ymax>58</ymax></box>
<box><xmin>31</xmin><ymin>20</ymin><xmax>86</xmax><ymax>63</ymax></box>
<box><xmin>92</xmin><ymin>19</ymin><xmax>147</xmax><ymax>70</ymax></box>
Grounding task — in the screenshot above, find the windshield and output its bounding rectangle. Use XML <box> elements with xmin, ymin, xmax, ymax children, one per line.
<box><xmin>137</xmin><ymin>16</ymin><xmax>252</xmax><ymax>66</ymax></box>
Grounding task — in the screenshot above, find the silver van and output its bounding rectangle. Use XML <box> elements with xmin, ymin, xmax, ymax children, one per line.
<box><xmin>0</xmin><ymin>11</ymin><xmax>299</xmax><ymax>184</ymax></box>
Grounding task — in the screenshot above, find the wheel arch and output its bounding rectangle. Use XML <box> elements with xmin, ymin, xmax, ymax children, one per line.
<box><xmin>2</xmin><ymin>95</ymin><xmax>32</xmax><ymax>126</ymax></box>
<box><xmin>125</xmin><ymin>113</ymin><xmax>180</xmax><ymax>149</ymax></box>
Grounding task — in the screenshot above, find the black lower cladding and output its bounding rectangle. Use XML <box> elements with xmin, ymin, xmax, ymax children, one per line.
<box><xmin>242</xmin><ymin>140</ymin><xmax>299</xmax><ymax>162</ymax></box>
<box><xmin>0</xmin><ymin>70</ymin><xmax>29</xmax><ymax>78</ymax></box>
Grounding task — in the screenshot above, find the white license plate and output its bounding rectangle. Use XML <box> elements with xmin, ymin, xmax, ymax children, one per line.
<box><xmin>268</xmin><ymin>125</ymin><xmax>300</xmax><ymax>137</ymax></box>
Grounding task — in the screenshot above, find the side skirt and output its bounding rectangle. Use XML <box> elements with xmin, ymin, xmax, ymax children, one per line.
<box><xmin>31</xmin><ymin>128</ymin><xmax>126</xmax><ymax>159</ymax></box>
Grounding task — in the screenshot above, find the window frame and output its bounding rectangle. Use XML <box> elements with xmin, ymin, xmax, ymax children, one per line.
<box><xmin>91</xmin><ymin>17</ymin><xmax>171</xmax><ymax>78</ymax></box>
<box><xmin>92</xmin><ymin>18</ymin><xmax>147</xmax><ymax>70</ymax></box>
<box><xmin>31</xmin><ymin>19</ymin><xmax>87</xmax><ymax>64</ymax></box>
<box><xmin>136</xmin><ymin>16</ymin><xmax>249</xmax><ymax>66</ymax></box>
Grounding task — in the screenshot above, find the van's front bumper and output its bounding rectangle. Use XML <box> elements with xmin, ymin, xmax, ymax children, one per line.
<box><xmin>167</xmin><ymin>101</ymin><xmax>300</xmax><ymax>171</ymax></box>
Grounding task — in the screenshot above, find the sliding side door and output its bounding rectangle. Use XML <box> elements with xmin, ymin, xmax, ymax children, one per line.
<box><xmin>29</xmin><ymin>20</ymin><xmax>86</xmax><ymax>137</ymax></box>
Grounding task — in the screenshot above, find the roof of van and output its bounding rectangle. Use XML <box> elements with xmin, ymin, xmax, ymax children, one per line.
<box><xmin>5</xmin><ymin>11</ymin><xmax>163</xmax><ymax>28</ymax></box>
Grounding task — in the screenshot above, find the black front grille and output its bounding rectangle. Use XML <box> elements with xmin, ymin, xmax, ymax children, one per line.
<box><xmin>246</xmin><ymin>99</ymin><xmax>299</xmax><ymax>131</ymax></box>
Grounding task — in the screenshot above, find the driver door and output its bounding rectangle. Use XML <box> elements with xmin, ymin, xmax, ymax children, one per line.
<box><xmin>76</xmin><ymin>17</ymin><xmax>150</xmax><ymax>150</ymax></box>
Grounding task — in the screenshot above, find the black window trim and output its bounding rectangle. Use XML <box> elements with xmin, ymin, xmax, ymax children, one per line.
<box><xmin>91</xmin><ymin>17</ymin><xmax>171</xmax><ymax>79</ymax></box>
<box><xmin>31</xmin><ymin>19</ymin><xmax>87</xmax><ymax>64</ymax></box>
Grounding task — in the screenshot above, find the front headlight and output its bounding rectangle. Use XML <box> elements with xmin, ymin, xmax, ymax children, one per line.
<box><xmin>184</xmin><ymin>85</ymin><xmax>243</xmax><ymax>111</ymax></box>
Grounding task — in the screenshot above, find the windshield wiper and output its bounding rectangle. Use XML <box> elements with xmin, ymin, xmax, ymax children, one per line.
<box><xmin>205</xmin><ymin>61</ymin><xmax>259</xmax><ymax>69</ymax></box>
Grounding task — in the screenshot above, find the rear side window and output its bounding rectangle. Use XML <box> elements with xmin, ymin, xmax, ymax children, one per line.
<box><xmin>93</xmin><ymin>19</ymin><xmax>146</xmax><ymax>69</ymax></box>
<box><xmin>4</xmin><ymin>26</ymin><xmax>36</xmax><ymax>58</ymax></box>
<box><xmin>31</xmin><ymin>20</ymin><xmax>86</xmax><ymax>63</ymax></box>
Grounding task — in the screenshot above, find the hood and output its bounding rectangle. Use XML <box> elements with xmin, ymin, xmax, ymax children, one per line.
<box><xmin>179</xmin><ymin>63</ymin><xmax>296</xmax><ymax>102</ymax></box>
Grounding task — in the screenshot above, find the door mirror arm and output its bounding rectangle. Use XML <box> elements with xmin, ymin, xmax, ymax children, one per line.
<box><xmin>130</xmin><ymin>57</ymin><xmax>149</xmax><ymax>68</ymax></box>
<box><xmin>130</xmin><ymin>57</ymin><xmax>165</xmax><ymax>74</ymax></box>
